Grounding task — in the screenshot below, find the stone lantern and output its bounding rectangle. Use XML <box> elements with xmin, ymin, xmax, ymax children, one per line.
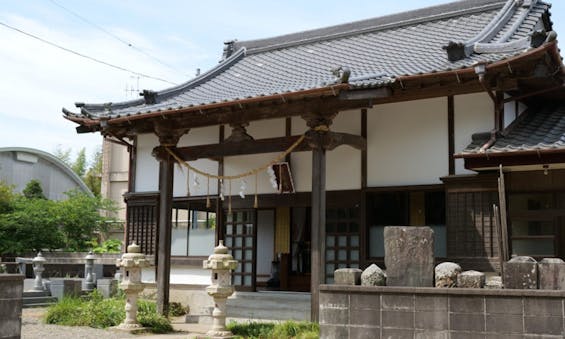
<box><xmin>32</xmin><ymin>252</ymin><xmax>46</xmax><ymax>292</ymax></box>
<box><xmin>114</xmin><ymin>242</ymin><xmax>150</xmax><ymax>331</ymax></box>
<box><xmin>84</xmin><ymin>251</ymin><xmax>96</xmax><ymax>291</ymax></box>
<box><xmin>201</xmin><ymin>240</ymin><xmax>238</xmax><ymax>338</ymax></box>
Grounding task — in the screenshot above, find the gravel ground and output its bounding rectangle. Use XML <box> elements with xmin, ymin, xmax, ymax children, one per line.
<box><xmin>22</xmin><ymin>308</ymin><xmax>137</xmax><ymax>339</ymax></box>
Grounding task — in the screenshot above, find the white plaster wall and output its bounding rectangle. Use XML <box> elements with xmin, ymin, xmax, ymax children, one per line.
<box><xmin>367</xmin><ymin>98</ymin><xmax>448</xmax><ymax>186</ymax></box>
<box><xmin>135</xmin><ymin>133</ymin><xmax>159</xmax><ymax>192</ymax></box>
<box><xmin>142</xmin><ymin>266</ymin><xmax>211</xmax><ymax>285</ymax></box>
<box><xmin>224</xmin><ymin>153</ymin><xmax>282</xmax><ymax>195</ymax></box>
<box><xmin>173</xmin><ymin>126</ymin><xmax>219</xmax><ymax>197</ymax></box>
<box><xmin>221</xmin><ymin>119</ymin><xmax>288</xmax><ymax>196</ymax></box>
<box><xmin>327</xmin><ymin>110</ymin><xmax>361</xmax><ymax>190</ymax></box>
<box><xmin>290</xmin><ymin>111</ymin><xmax>362</xmax><ymax>192</ymax></box>
<box><xmin>247</xmin><ymin>118</ymin><xmax>285</xmax><ymax>139</ymax></box>
<box><xmin>454</xmin><ymin>93</ymin><xmax>494</xmax><ymax>174</ymax></box>
<box><xmin>291</xmin><ymin>117</ymin><xmax>312</xmax><ymax>192</ymax></box>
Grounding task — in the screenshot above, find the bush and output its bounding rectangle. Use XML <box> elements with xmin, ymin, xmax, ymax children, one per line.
<box><xmin>92</xmin><ymin>239</ymin><xmax>122</xmax><ymax>254</ymax></box>
<box><xmin>227</xmin><ymin>320</ymin><xmax>319</xmax><ymax>339</ymax></box>
<box><xmin>168</xmin><ymin>302</ymin><xmax>188</xmax><ymax>317</ymax></box>
<box><xmin>45</xmin><ymin>290</ymin><xmax>172</xmax><ymax>333</ymax></box>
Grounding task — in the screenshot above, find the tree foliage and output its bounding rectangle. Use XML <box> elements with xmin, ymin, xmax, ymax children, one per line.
<box><xmin>71</xmin><ymin>148</ymin><xmax>87</xmax><ymax>178</ymax></box>
<box><xmin>0</xmin><ymin>181</ymin><xmax>117</xmax><ymax>256</ymax></box>
<box><xmin>53</xmin><ymin>146</ymin><xmax>103</xmax><ymax>197</ymax></box>
<box><xmin>0</xmin><ymin>180</ymin><xmax>14</xmax><ymax>214</ymax></box>
<box><xmin>22</xmin><ymin>179</ymin><xmax>47</xmax><ymax>200</ymax></box>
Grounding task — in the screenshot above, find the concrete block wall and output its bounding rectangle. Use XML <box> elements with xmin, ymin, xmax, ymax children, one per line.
<box><xmin>0</xmin><ymin>274</ymin><xmax>24</xmax><ymax>339</ymax></box>
<box><xmin>320</xmin><ymin>285</ymin><xmax>565</xmax><ymax>338</ymax></box>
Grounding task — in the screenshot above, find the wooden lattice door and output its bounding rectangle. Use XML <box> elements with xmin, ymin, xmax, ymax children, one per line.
<box><xmin>224</xmin><ymin>210</ymin><xmax>256</xmax><ymax>291</ymax></box>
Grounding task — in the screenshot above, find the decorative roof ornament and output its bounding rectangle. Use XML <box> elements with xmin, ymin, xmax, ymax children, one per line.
<box><xmin>443</xmin><ymin>0</ymin><xmax>542</xmax><ymax>62</ymax></box>
<box><xmin>331</xmin><ymin>66</ymin><xmax>351</xmax><ymax>84</ymax></box>
<box><xmin>140</xmin><ymin>90</ymin><xmax>158</xmax><ymax>105</ymax></box>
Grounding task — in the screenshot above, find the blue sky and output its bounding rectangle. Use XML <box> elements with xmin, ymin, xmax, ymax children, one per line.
<box><xmin>0</xmin><ymin>0</ymin><xmax>563</xmax><ymax>160</ymax></box>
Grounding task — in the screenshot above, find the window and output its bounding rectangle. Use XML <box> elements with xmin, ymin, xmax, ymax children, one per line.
<box><xmin>325</xmin><ymin>206</ymin><xmax>361</xmax><ymax>283</ymax></box>
<box><xmin>509</xmin><ymin>193</ymin><xmax>557</xmax><ymax>257</ymax></box>
<box><xmin>367</xmin><ymin>190</ymin><xmax>446</xmax><ymax>258</ymax></box>
<box><xmin>171</xmin><ymin>207</ymin><xmax>216</xmax><ymax>256</ymax></box>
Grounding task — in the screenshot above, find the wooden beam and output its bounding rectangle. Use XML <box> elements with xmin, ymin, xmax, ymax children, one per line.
<box><xmin>176</xmin><ymin>136</ymin><xmax>307</xmax><ymax>161</ymax></box>
<box><xmin>361</xmin><ymin>109</ymin><xmax>368</xmax><ymax>189</ymax></box>
<box><xmin>339</xmin><ymin>87</ymin><xmax>392</xmax><ymax>100</ymax></box>
<box><xmin>174</xmin><ymin>132</ymin><xmax>366</xmax><ymax>161</ymax></box>
<box><xmin>448</xmin><ymin>96</ymin><xmax>455</xmax><ymax>175</ymax></box>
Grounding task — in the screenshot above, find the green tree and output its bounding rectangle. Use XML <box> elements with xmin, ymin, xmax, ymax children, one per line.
<box><xmin>22</xmin><ymin>179</ymin><xmax>46</xmax><ymax>200</ymax></box>
<box><xmin>84</xmin><ymin>147</ymin><xmax>103</xmax><ymax>197</ymax></box>
<box><xmin>0</xmin><ymin>180</ymin><xmax>14</xmax><ymax>214</ymax></box>
<box><xmin>72</xmin><ymin>148</ymin><xmax>87</xmax><ymax>178</ymax></box>
<box><xmin>0</xmin><ymin>197</ymin><xmax>63</xmax><ymax>255</ymax></box>
<box><xmin>55</xmin><ymin>190</ymin><xmax>116</xmax><ymax>251</ymax></box>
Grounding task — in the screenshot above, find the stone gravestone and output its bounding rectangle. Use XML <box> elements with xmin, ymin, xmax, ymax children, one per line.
<box><xmin>361</xmin><ymin>264</ymin><xmax>386</xmax><ymax>286</ymax></box>
<box><xmin>334</xmin><ymin>268</ymin><xmax>362</xmax><ymax>285</ymax></box>
<box><xmin>435</xmin><ymin>262</ymin><xmax>461</xmax><ymax>288</ymax></box>
<box><xmin>384</xmin><ymin>226</ymin><xmax>434</xmax><ymax>287</ymax></box>
<box><xmin>503</xmin><ymin>256</ymin><xmax>538</xmax><ymax>289</ymax></box>
<box><xmin>457</xmin><ymin>270</ymin><xmax>485</xmax><ymax>288</ymax></box>
<box><xmin>538</xmin><ymin>258</ymin><xmax>565</xmax><ymax>290</ymax></box>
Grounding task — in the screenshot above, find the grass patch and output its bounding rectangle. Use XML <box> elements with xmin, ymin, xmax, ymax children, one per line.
<box><xmin>45</xmin><ymin>290</ymin><xmax>172</xmax><ymax>333</ymax></box>
<box><xmin>227</xmin><ymin>320</ymin><xmax>319</xmax><ymax>339</ymax></box>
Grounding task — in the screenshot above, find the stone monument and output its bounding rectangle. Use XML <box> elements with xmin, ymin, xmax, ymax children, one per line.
<box><xmin>200</xmin><ymin>241</ymin><xmax>238</xmax><ymax>339</ymax></box>
<box><xmin>83</xmin><ymin>251</ymin><xmax>96</xmax><ymax>291</ymax></box>
<box><xmin>31</xmin><ymin>252</ymin><xmax>46</xmax><ymax>292</ymax></box>
<box><xmin>334</xmin><ymin>268</ymin><xmax>362</xmax><ymax>285</ymax></box>
<box><xmin>384</xmin><ymin>226</ymin><xmax>434</xmax><ymax>287</ymax></box>
<box><xmin>435</xmin><ymin>262</ymin><xmax>461</xmax><ymax>287</ymax></box>
<box><xmin>503</xmin><ymin>256</ymin><xmax>538</xmax><ymax>289</ymax></box>
<box><xmin>538</xmin><ymin>258</ymin><xmax>565</xmax><ymax>290</ymax></box>
<box><xmin>114</xmin><ymin>242</ymin><xmax>150</xmax><ymax>332</ymax></box>
<box><xmin>361</xmin><ymin>264</ymin><xmax>386</xmax><ymax>286</ymax></box>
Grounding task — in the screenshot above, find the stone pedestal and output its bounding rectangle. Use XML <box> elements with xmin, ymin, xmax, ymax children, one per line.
<box><xmin>384</xmin><ymin>226</ymin><xmax>434</xmax><ymax>287</ymax></box>
<box><xmin>113</xmin><ymin>243</ymin><xmax>150</xmax><ymax>332</ymax></box>
<box><xmin>503</xmin><ymin>256</ymin><xmax>538</xmax><ymax>289</ymax></box>
<box><xmin>457</xmin><ymin>270</ymin><xmax>485</xmax><ymax>288</ymax></box>
<box><xmin>50</xmin><ymin>278</ymin><xmax>82</xmax><ymax>301</ymax></box>
<box><xmin>361</xmin><ymin>264</ymin><xmax>386</xmax><ymax>286</ymax></box>
<box><xmin>0</xmin><ymin>274</ymin><xmax>24</xmax><ymax>339</ymax></box>
<box><xmin>199</xmin><ymin>241</ymin><xmax>238</xmax><ymax>339</ymax></box>
<box><xmin>334</xmin><ymin>268</ymin><xmax>362</xmax><ymax>285</ymax></box>
<box><xmin>538</xmin><ymin>258</ymin><xmax>565</xmax><ymax>290</ymax></box>
<box><xmin>435</xmin><ymin>262</ymin><xmax>461</xmax><ymax>288</ymax></box>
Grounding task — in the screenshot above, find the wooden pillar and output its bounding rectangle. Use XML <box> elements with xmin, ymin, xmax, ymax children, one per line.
<box><xmin>152</xmin><ymin>122</ymin><xmax>188</xmax><ymax>316</ymax></box>
<box><xmin>311</xmin><ymin>144</ymin><xmax>326</xmax><ymax>322</ymax></box>
<box><xmin>303</xmin><ymin>112</ymin><xmax>335</xmax><ymax>323</ymax></box>
<box><xmin>156</xmin><ymin>150</ymin><xmax>174</xmax><ymax>315</ymax></box>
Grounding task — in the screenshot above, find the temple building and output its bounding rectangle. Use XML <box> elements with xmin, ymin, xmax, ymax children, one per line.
<box><xmin>64</xmin><ymin>0</ymin><xmax>565</xmax><ymax>320</ymax></box>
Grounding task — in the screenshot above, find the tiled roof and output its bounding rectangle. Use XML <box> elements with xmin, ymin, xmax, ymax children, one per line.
<box><xmin>64</xmin><ymin>0</ymin><xmax>552</xmax><ymax>120</ymax></box>
<box><xmin>458</xmin><ymin>102</ymin><xmax>565</xmax><ymax>156</ymax></box>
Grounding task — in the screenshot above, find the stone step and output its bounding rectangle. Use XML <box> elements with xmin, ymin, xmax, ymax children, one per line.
<box><xmin>226</xmin><ymin>291</ymin><xmax>310</xmax><ymax>321</ymax></box>
<box><xmin>23</xmin><ymin>296</ymin><xmax>58</xmax><ymax>308</ymax></box>
<box><xmin>23</xmin><ymin>290</ymin><xmax>50</xmax><ymax>298</ymax></box>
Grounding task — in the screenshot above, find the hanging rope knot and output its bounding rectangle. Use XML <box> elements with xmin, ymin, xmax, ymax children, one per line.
<box><xmin>313</xmin><ymin>125</ymin><xmax>330</xmax><ymax>132</ymax></box>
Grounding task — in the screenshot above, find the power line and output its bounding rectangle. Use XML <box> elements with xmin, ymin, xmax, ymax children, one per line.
<box><xmin>48</xmin><ymin>0</ymin><xmax>190</xmax><ymax>78</ymax></box>
<box><xmin>0</xmin><ymin>20</ymin><xmax>178</xmax><ymax>86</ymax></box>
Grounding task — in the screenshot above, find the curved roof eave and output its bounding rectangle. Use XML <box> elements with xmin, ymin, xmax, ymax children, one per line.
<box><xmin>0</xmin><ymin>147</ymin><xmax>95</xmax><ymax>197</ymax></box>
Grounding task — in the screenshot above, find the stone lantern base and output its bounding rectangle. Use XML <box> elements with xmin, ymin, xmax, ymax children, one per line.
<box><xmin>109</xmin><ymin>324</ymin><xmax>148</xmax><ymax>334</ymax></box>
<box><xmin>196</xmin><ymin>331</ymin><xmax>236</xmax><ymax>339</ymax></box>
